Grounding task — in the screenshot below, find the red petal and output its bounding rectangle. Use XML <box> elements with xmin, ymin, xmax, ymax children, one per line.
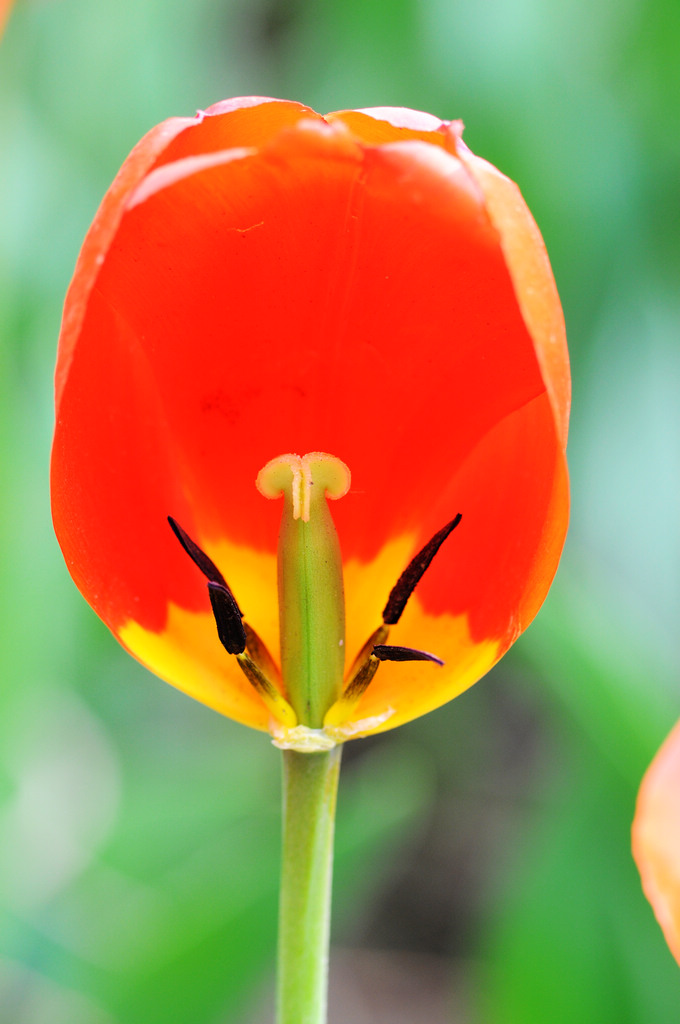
<box><xmin>458</xmin><ymin>147</ymin><xmax>570</xmax><ymax>447</ymax></box>
<box><xmin>155</xmin><ymin>97</ymin><xmax>322</xmax><ymax>166</ymax></box>
<box><xmin>55</xmin><ymin>98</ymin><xmax>320</xmax><ymax>411</ymax></box>
<box><xmin>633</xmin><ymin>720</ymin><xmax>680</xmax><ymax>964</ymax></box>
<box><xmin>327</xmin><ymin>106</ymin><xmax>463</xmax><ymax>149</ymax></box>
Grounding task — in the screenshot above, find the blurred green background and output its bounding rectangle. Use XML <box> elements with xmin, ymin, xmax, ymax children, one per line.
<box><xmin>1</xmin><ymin>0</ymin><xmax>679</xmax><ymax>1020</ymax></box>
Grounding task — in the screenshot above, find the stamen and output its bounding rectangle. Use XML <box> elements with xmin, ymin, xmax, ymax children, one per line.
<box><xmin>168</xmin><ymin>515</ymin><xmax>231</xmax><ymax>593</ymax></box>
<box><xmin>237</xmin><ymin>653</ymin><xmax>298</xmax><ymax>728</ymax></box>
<box><xmin>243</xmin><ymin>621</ymin><xmax>281</xmax><ymax>684</ymax></box>
<box><xmin>373</xmin><ymin>644</ymin><xmax>444</xmax><ymax>665</ymax></box>
<box><xmin>343</xmin><ymin>654</ymin><xmax>381</xmax><ymax>701</ymax></box>
<box><xmin>382</xmin><ymin>514</ymin><xmax>462</xmax><ymax>625</ymax></box>
<box><xmin>168</xmin><ymin>515</ymin><xmax>294</xmax><ymax>726</ymax></box>
<box><xmin>207</xmin><ymin>581</ymin><xmax>247</xmax><ymax>655</ymax></box>
<box><xmin>329</xmin><ymin>513</ymin><xmax>459</xmax><ymax>728</ymax></box>
<box><xmin>344</xmin><ymin>624</ymin><xmax>389</xmax><ymax>689</ymax></box>
<box><xmin>323</xmin><ymin>655</ymin><xmax>380</xmax><ymax>729</ymax></box>
<box><xmin>169</xmin><ymin>516</ymin><xmax>247</xmax><ymax>649</ymax></box>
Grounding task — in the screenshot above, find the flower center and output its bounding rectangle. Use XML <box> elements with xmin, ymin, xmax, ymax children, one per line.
<box><xmin>168</xmin><ymin>453</ymin><xmax>461</xmax><ymax>749</ymax></box>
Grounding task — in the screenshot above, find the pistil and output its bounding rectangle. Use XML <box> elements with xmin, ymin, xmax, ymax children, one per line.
<box><xmin>257</xmin><ymin>452</ymin><xmax>351</xmax><ymax>728</ymax></box>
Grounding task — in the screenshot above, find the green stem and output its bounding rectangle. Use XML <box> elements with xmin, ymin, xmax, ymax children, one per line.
<box><xmin>277</xmin><ymin>746</ymin><xmax>342</xmax><ymax>1024</ymax></box>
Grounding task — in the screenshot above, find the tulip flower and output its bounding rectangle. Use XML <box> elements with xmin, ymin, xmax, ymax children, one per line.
<box><xmin>51</xmin><ymin>97</ymin><xmax>569</xmax><ymax>1024</ymax></box>
<box><xmin>51</xmin><ymin>97</ymin><xmax>569</xmax><ymax>741</ymax></box>
<box><xmin>633</xmin><ymin>719</ymin><xmax>680</xmax><ymax>965</ymax></box>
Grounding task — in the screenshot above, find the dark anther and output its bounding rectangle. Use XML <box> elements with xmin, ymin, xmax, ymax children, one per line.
<box><xmin>207</xmin><ymin>581</ymin><xmax>247</xmax><ymax>655</ymax></box>
<box><xmin>373</xmin><ymin>644</ymin><xmax>444</xmax><ymax>666</ymax></box>
<box><xmin>382</xmin><ymin>514</ymin><xmax>462</xmax><ymax>625</ymax></box>
<box><xmin>168</xmin><ymin>515</ymin><xmax>245</xmax><ymax>617</ymax></box>
<box><xmin>168</xmin><ymin>516</ymin><xmax>229</xmax><ymax>587</ymax></box>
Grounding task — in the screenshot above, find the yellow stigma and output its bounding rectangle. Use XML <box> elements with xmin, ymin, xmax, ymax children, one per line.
<box><xmin>256</xmin><ymin>452</ymin><xmax>351</xmax><ymax>522</ymax></box>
